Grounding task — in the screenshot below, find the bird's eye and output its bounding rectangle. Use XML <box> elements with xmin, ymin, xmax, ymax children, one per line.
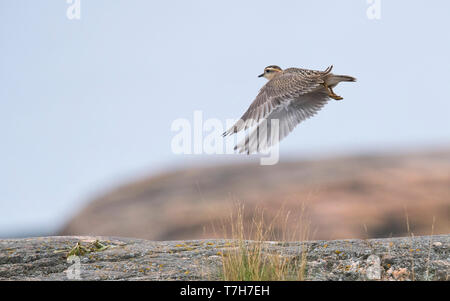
<box><xmin>266</xmin><ymin>69</ymin><xmax>271</xmax><ymax>73</ymax></box>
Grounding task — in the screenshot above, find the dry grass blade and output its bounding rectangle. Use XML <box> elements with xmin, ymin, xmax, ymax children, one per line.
<box><xmin>220</xmin><ymin>202</ymin><xmax>310</xmax><ymax>281</ymax></box>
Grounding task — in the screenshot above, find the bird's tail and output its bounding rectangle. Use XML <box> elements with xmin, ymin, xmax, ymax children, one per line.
<box><xmin>325</xmin><ymin>73</ymin><xmax>356</xmax><ymax>87</ymax></box>
<box><xmin>333</xmin><ymin>75</ymin><xmax>356</xmax><ymax>82</ymax></box>
<box><xmin>326</xmin><ymin>74</ymin><xmax>356</xmax><ymax>86</ymax></box>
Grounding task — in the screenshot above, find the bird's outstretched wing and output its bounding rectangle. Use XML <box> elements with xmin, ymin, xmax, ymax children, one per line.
<box><xmin>223</xmin><ymin>66</ymin><xmax>332</xmax><ymax>137</ymax></box>
<box><xmin>234</xmin><ymin>91</ymin><xmax>330</xmax><ymax>154</ymax></box>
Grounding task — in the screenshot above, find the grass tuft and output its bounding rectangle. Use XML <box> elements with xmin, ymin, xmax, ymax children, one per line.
<box><xmin>219</xmin><ymin>202</ymin><xmax>310</xmax><ymax>281</ymax></box>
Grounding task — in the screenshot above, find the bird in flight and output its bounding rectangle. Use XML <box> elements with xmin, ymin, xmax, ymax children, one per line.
<box><xmin>223</xmin><ymin>65</ymin><xmax>356</xmax><ymax>154</ymax></box>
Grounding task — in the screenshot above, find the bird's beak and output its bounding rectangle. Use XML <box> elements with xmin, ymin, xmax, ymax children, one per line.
<box><xmin>258</xmin><ymin>73</ymin><xmax>264</xmax><ymax>78</ymax></box>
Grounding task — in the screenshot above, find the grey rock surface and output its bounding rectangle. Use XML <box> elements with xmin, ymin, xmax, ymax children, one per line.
<box><xmin>0</xmin><ymin>235</ymin><xmax>448</xmax><ymax>281</ymax></box>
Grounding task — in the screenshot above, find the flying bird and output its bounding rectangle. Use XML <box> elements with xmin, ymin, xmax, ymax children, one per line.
<box><xmin>223</xmin><ymin>65</ymin><xmax>356</xmax><ymax>154</ymax></box>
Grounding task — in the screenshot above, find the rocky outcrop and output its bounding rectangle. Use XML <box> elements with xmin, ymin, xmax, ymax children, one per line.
<box><xmin>60</xmin><ymin>150</ymin><xmax>450</xmax><ymax>241</ymax></box>
<box><xmin>1</xmin><ymin>235</ymin><xmax>448</xmax><ymax>281</ymax></box>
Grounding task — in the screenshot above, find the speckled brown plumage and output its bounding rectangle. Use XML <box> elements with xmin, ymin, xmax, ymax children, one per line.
<box><xmin>224</xmin><ymin>65</ymin><xmax>356</xmax><ymax>154</ymax></box>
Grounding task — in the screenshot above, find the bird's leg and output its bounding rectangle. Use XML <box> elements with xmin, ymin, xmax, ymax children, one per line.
<box><xmin>329</xmin><ymin>87</ymin><xmax>343</xmax><ymax>100</ymax></box>
<box><xmin>323</xmin><ymin>82</ymin><xmax>343</xmax><ymax>101</ymax></box>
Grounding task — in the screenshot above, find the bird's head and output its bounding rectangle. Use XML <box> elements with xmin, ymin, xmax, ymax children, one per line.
<box><xmin>258</xmin><ymin>65</ymin><xmax>282</xmax><ymax>80</ymax></box>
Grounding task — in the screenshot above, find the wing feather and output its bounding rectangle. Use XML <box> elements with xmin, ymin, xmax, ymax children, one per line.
<box><xmin>223</xmin><ymin>66</ymin><xmax>332</xmax><ymax>136</ymax></box>
<box><xmin>234</xmin><ymin>91</ymin><xmax>330</xmax><ymax>154</ymax></box>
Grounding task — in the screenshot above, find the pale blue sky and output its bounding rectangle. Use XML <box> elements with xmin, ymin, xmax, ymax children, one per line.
<box><xmin>1</xmin><ymin>1</ymin><xmax>449</xmax><ymax>237</ymax></box>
